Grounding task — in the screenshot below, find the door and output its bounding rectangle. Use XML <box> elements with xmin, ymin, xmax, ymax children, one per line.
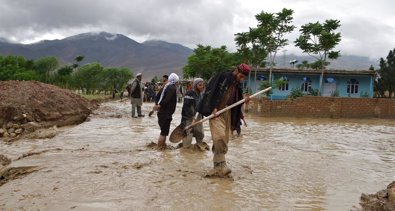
<box><xmin>323</xmin><ymin>82</ymin><xmax>336</xmax><ymax>96</ymax></box>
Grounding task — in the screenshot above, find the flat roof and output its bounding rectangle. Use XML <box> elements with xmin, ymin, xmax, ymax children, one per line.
<box><xmin>253</xmin><ymin>68</ymin><xmax>376</xmax><ymax>76</ymax></box>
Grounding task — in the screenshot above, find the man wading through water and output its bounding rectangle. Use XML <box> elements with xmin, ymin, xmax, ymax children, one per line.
<box><xmin>179</xmin><ymin>78</ymin><xmax>209</xmax><ymax>151</ymax></box>
<box><xmin>130</xmin><ymin>73</ymin><xmax>144</xmax><ymax>118</ymax></box>
<box><xmin>153</xmin><ymin>73</ymin><xmax>179</xmax><ymax>149</ymax></box>
<box><xmin>197</xmin><ymin>63</ymin><xmax>250</xmax><ymax>177</ymax></box>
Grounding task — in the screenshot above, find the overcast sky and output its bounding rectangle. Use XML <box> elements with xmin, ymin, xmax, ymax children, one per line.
<box><xmin>0</xmin><ymin>0</ymin><xmax>394</xmax><ymax>61</ymax></box>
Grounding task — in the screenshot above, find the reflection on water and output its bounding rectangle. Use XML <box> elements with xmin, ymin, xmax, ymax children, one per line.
<box><xmin>0</xmin><ymin>100</ymin><xmax>394</xmax><ymax>210</ymax></box>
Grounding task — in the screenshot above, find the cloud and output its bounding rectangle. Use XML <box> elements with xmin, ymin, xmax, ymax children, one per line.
<box><xmin>0</xmin><ymin>0</ymin><xmax>394</xmax><ymax>60</ymax></box>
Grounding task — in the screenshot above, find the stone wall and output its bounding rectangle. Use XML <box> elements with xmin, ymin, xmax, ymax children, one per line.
<box><xmin>246</xmin><ymin>96</ymin><xmax>395</xmax><ymax>119</ymax></box>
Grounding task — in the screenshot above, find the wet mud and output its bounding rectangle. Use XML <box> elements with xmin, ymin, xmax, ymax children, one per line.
<box><xmin>0</xmin><ymin>100</ymin><xmax>394</xmax><ymax>210</ymax></box>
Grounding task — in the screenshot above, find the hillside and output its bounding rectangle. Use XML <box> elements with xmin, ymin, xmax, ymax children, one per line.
<box><xmin>0</xmin><ymin>32</ymin><xmax>193</xmax><ymax>80</ymax></box>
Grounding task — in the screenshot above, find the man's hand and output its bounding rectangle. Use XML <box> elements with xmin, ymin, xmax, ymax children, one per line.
<box><xmin>244</xmin><ymin>94</ymin><xmax>250</xmax><ymax>103</ymax></box>
<box><xmin>153</xmin><ymin>104</ymin><xmax>160</xmax><ymax>111</ymax></box>
<box><xmin>212</xmin><ymin>108</ymin><xmax>218</xmax><ymax>117</ymax></box>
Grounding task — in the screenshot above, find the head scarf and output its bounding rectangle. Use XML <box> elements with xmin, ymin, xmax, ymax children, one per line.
<box><xmin>192</xmin><ymin>78</ymin><xmax>204</xmax><ymax>92</ymax></box>
<box><xmin>158</xmin><ymin>73</ymin><xmax>179</xmax><ymax>104</ymax></box>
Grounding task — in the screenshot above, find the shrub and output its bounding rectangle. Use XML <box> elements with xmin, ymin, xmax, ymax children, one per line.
<box><xmin>289</xmin><ymin>88</ymin><xmax>303</xmax><ymax>99</ymax></box>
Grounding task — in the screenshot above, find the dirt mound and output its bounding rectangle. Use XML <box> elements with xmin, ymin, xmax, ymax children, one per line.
<box><xmin>358</xmin><ymin>181</ymin><xmax>395</xmax><ymax>211</ymax></box>
<box><xmin>0</xmin><ymin>80</ymin><xmax>94</xmax><ymax>141</ymax></box>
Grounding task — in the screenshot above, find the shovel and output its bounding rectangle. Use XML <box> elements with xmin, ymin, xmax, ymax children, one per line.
<box><xmin>169</xmin><ymin>87</ymin><xmax>272</xmax><ymax>143</ymax></box>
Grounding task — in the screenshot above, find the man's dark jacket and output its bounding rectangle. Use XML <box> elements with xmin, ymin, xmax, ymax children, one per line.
<box><xmin>197</xmin><ymin>71</ymin><xmax>243</xmax><ymax>117</ymax></box>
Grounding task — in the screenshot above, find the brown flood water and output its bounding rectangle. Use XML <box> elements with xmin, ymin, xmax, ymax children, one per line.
<box><xmin>0</xmin><ymin>100</ymin><xmax>394</xmax><ymax>211</ymax></box>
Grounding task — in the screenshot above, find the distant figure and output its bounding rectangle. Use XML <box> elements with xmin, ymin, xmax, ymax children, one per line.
<box><xmin>153</xmin><ymin>73</ymin><xmax>179</xmax><ymax>149</ymax></box>
<box><xmin>149</xmin><ymin>74</ymin><xmax>168</xmax><ymax>117</ymax></box>
<box><xmin>130</xmin><ymin>73</ymin><xmax>144</xmax><ymax>118</ymax></box>
<box><xmin>126</xmin><ymin>83</ymin><xmax>132</xmax><ymax>98</ymax></box>
<box><xmin>112</xmin><ymin>84</ymin><xmax>118</xmax><ymax>99</ymax></box>
<box><xmin>177</xmin><ymin>85</ymin><xmax>183</xmax><ymax>103</ymax></box>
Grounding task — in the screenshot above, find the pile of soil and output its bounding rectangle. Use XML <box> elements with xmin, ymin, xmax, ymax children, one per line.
<box><xmin>0</xmin><ymin>80</ymin><xmax>97</xmax><ymax>141</ymax></box>
<box><xmin>358</xmin><ymin>181</ymin><xmax>395</xmax><ymax>211</ymax></box>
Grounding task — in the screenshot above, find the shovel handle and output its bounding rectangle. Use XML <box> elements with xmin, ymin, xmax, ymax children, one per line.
<box><xmin>185</xmin><ymin>87</ymin><xmax>271</xmax><ymax>130</ymax></box>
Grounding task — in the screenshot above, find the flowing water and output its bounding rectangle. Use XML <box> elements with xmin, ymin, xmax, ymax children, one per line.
<box><xmin>0</xmin><ymin>100</ymin><xmax>394</xmax><ymax>211</ymax></box>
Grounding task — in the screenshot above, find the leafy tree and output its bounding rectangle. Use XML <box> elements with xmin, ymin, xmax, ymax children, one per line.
<box><xmin>377</xmin><ymin>48</ymin><xmax>395</xmax><ymax>98</ymax></box>
<box><xmin>34</xmin><ymin>56</ymin><xmax>59</xmax><ymax>83</ymax></box>
<box><xmin>0</xmin><ymin>55</ymin><xmax>19</xmax><ymax>80</ymax></box>
<box><xmin>295</xmin><ymin>19</ymin><xmax>341</xmax><ymax>95</ymax></box>
<box><xmin>235</xmin><ymin>29</ymin><xmax>268</xmax><ymax>68</ymax></box>
<box><xmin>0</xmin><ymin>55</ymin><xmax>37</xmax><ymax>81</ymax></box>
<box><xmin>72</xmin><ymin>55</ymin><xmax>84</xmax><ymax>69</ymax></box>
<box><xmin>13</xmin><ymin>70</ymin><xmax>40</xmax><ymax>81</ymax></box>
<box><xmin>73</xmin><ymin>63</ymin><xmax>104</xmax><ymax>94</ymax></box>
<box><xmin>234</xmin><ymin>32</ymin><xmax>252</xmax><ymax>64</ymax></box>
<box><xmin>235</xmin><ymin>8</ymin><xmax>295</xmax><ymax>93</ymax></box>
<box><xmin>53</xmin><ymin>65</ymin><xmax>74</xmax><ymax>88</ymax></box>
<box><xmin>99</xmin><ymin>67</ymin><xmax>132</xmax><ymax>93</ymax></box>
<box><xmin>254</xmin><ymin>8</ymin><xmax>295</xmax><ymax>81</ymax></box>
<box><xmin>183</xmin><ymin>45</ymin><xmax>237</xmax><ymax>80</ymax></box>
<box><xmin>151</xmin><ymin>76</ymin><xmax>159</xmax><ymax>84</ymax></box>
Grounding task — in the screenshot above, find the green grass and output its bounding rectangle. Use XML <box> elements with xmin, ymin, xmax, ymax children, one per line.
<box><xmin>80</xmin><ymin>94</ymin><xmax>109</xmax><ymax>101</ymax></box>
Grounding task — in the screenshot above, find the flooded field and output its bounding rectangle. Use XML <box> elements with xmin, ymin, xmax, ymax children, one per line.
<box><xmin>1</xmin><ymin>100</ymin><xmax>394</xmax><ymax>210</ymax></box>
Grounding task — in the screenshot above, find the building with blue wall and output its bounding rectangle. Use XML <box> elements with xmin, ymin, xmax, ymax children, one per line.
<box><xmin>245</xmin><ymin>68</ymin><xmax>376</xmax><ymax>100</ymax></box>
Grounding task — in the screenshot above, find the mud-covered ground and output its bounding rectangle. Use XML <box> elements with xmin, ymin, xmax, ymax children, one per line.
<box><xmin>0</xmin><ymin>81</ymin><xmax>394</xmax><ymax>210</ymax></box>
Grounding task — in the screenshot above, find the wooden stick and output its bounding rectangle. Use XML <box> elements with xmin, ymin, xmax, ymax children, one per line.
<box><xmin>185</xmin><ymin>87</ymin><xmax>272</xmax><ymax>130</ymax></box>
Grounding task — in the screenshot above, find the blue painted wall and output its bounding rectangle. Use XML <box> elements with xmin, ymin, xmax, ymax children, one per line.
<box><xmin>245</xmin><ymin>71</ymin><xmax>374</xmax><ymax>99</ymax></box>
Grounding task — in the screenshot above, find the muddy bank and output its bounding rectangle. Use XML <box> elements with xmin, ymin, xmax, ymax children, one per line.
<box><xmin>358</xmin><ymin>181</ymin><xmax>395</xmax><ymax>211</ymax></box>
<box><xmin>0</xmin><ymin>80</ymin><xmax>95</xmax><ymax>141</ymax></box>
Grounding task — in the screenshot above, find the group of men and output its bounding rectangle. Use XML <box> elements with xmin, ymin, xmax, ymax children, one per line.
<box><xmin>128</xmin><ymin>63</ymin><xmax>251</xmax><ymax>177</ymax></box>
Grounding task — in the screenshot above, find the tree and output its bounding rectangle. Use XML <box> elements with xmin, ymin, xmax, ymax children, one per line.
<box><xmin>73</xmin><ymin>63</ymin><xmax>104</xmax><ymax>94</ymax></box>
<box><xmin>0</xmin><ymin>55</ymin><xmax>22</xmax><ymax>80</ymax></box>
<box><xmin>34</xmin><ymin>56</ymin><xmax>60</xmax><ymax>83</ymax></box>
<box><xmin>234</xmin><ymin>32</ymin><xmax>251</xmax><ymax>64</ymax></box>
<box><xmin>255</xmin><ymin>8</ymin><xmax>295</xmax><ymax>82</ymax></box>
<box><xmin>53</xmin><ymin>65</ymin><xmax>74</xmax><ymax>88</ymax></box>
<box><xmin>295</xmin><ymin>19</ymin><xmax>341</xmax><ymax>95</ymax></box>
<box><xmin>72</xmin><ymin>55</ymin><xmax>84</xmax><ymax>69</ymax></box>
<box><xmin>99</xmin><ymin>67</ymin><xmax>132</xmax><ymax>93</ymax></box>
<box><xmin>151</xmin><ymin>76</ymin><xmax>159</xmax><ymax>84</ymax></box>
<box><xmin>183</xmin><ymin>45</ymin><xmax>237</xmax><ymax>80</ymax></box>
<box><xmin>235</xmin><ymin>8</ymin><xmax>295</xmax><ymax>93</ymax></box>
<box><xmin>377</xmin><ymin>48</ymin><xmax>395</xmax><ymax>98</ymax></box>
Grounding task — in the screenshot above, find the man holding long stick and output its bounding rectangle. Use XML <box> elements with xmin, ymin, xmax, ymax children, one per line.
<box><xmin>197</xmin><ymin>63</ymin><xmax>251</xmax><ymax>177</ymax></box>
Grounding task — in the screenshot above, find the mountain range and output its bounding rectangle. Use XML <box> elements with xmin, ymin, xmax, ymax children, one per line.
<box><xmin>0</xmin><ymin>31</ymin><xmax>379</xmax><ymax>80</ymax></box>
<box><xmin>0</xmin><ymin>32</ymin><xmax>192</xmax><ymax>79</ymax></box>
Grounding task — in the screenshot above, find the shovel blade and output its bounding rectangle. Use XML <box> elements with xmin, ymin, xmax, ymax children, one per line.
<box><xmin>169</xmin><ymin>124</ymin><xmax>186</xmax><ymax>143</ymax></box>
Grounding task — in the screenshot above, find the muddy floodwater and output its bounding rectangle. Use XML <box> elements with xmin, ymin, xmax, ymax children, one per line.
<box><xmin>1</xmin><ymin>100</ymin><xmax>394</xmax><ymax>211</ymax></box>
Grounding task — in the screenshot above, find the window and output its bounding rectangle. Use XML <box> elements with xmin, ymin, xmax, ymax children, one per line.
<box><xmin>258</xmin><ymin>74</ymin><xmax>267</xmax><ymax>81</ymax></box>
<box><xmin>347</xmin><ymin>79</ymin><xmax>359</xmax><ymax>94</ymax></box>
<box><xmin>301</xmin><ymin>76</ymin><xmax>312</xmax><ymax>92</ymax></box>
<box><xmin>279</xmin><ymin>76</ymin><xmax>289</xmax><ymax>91</ymax></box>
